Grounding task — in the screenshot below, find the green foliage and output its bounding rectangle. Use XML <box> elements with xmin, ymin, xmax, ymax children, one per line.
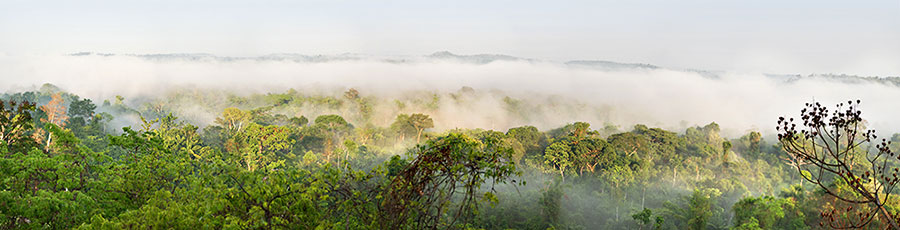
<box><xmin>731</xmin><ymin>195</ymin><xmax>807</xmax><ymax>230</ymax></box>
<box><xmin>0</xmin><ymin>100</ymin><xmax>38</xmax><ymax>152</ymax></box>
<box><xmin>67</xmin><ymin>98</ymin><xmax>96</xmax><ymax>127</ymax></box>
<box><xmin>215</xmin><ymin>107</ymin><xmax>251</xmax><ymax>134</ymax></box>
<box><xmin>238</xmin><ymin>123</ymin><xmax>293</xmax><ymax>171</ymax></box>
<box><xmin>289</xmin><ymin>115</ymin><xmax>308</xmax><ymax>127</ymax></box>
<box><xmin>0</xmin><ymin>123</ymin><xmax>112</xmax><ymax>229</ymax></box>
<box><xmin>632</xmin><ymin>208</ymin><xmax>652</xmax><ymax>226</ymax></box>
<box><xmin>686</xmin><ymin>188</ymin><xmax>719</xmax><ymax>230</ymax></box>
<box><xmin>506</xmin><ymin>125</ymin><xmax>547</xmax><ymax>161</ymax></box>
<box><xmin>544</xmin><ymin>141</ymin><xmax>574</xmax><ymax>180</ymax></box>
<box><xmin>733</xmin><ymin>196</ymin><xmax>783</xmax><ymax>228</ymax></box>
<box><xmin>732</xmin><ymin>217</ymin><xmax>762</xmax><ymax>230</ymax></box>
<box><xmin>382</xmin><ymin>132</ymin><xmax>522</xmax><ymax>228</ymax></box>
<box><xmin>0</xmin><ymin>88</ymin><xmax>859</xmax><ymax>229</ymax></box>
<box><xmin>390</xmin><ymin>113</ymin><xmax>434</xmax><ymax>143</ymax></box>
<box><xmin>541</xmin><ymin>181</ymin><xmax>563</xmax><ymax>226</ymax></box>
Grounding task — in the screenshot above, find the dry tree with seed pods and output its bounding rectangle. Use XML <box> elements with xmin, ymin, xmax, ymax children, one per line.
<box><xmin>777</xmin><ymin>100</ymin><xmax>900</xmax><ymax>229</ymax></box>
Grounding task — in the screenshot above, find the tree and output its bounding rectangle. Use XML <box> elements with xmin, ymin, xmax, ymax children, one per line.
<box><xmin>721</xmin><ymin>141</ymin><xmax>732</xmax><ymax>167</ymax></box>
<box><xmin>289</xmin><ymin>116</ymin><xmax>308</xmax><ymax>127</ymax></box>
<box><xmin>732</xmin><ymin>218</ymin><xmax>762</xmax><ymax>230</ymax></box>
<box><xmin>732</xmin><ymin>195</ymin><xmax>807</xmax><ymax>230</ymax></box>
<box><xmin>314</xmin><ymin>114</ymin><xmax>350</xmax><ymax>132</ymax></box>
<box><xmin>548</xmin><ymin>122</ymin><xmax>593</xmax><ymax>139</ymax></box>
<box><xmin>352</xmin><ymin>124</ymin><xmax>379</xmax><ymax>146</ymax></box>
<box><xmin>506</xmin><ymin>125</ymin><xmax>547</xmax><ymax>160</ymax></box>
<box><xmin>632</xmin><ymin>208</ymin><xmax>652</xmax><ymax>229</ymax></box>
<box><xmin>544</xmin><ymin>142</ymin><xmax>573</xmax><ymax>181</ymax></box>
<box><xmin>686</xmin><ymin>188</ymin><xmax>720</xmax><ymax>230</ymax></box>
<box><xmin>603</xmin><ymin>164</ymin><xmax>634</xmax><ymax>221</ymax></box>
<box><xmin>381</xmin><ymin>132</ymin><xmax>521</xmax><ymax>228</ymax></box>
<box><xmin>390</xmin><ymin>113</ymin><xmax>434</xmax><ymax>143</ymax></box>
<box><xmin>239</xmin><ymin>123</ymin><xmax>293</xmax><ymax>172</ymax></box>
<box><xmin>633</xmin><ymin>208</ymin><xmax>664</xmax><ymax>230</ymax></box>
<box><xmin>388</xmin><ymin>113</ymin><xmax>434</xmax><ymax>143</ymax></box>
<box><xmin>67</xmin><ymin>98</ymin><xmax>96</xmax><ymax>127</ymax></box>
<box><xmin>543</xmin><ymin>122</ymin><xmax>615</xmax><ymax>183</ymax></box>
<box><xmin>248</xmin><ymin>106</ymin><xmax>289</xmax><ymax>126</ymax></box>
<box><xmin>409</xmin><ymin>113</ymin><xmax>434</xmax><ymax>143</ymax></box>
<box><xmin>390</xmin><ymin>114</ymin><xmax>416</xmax><ymax>142</ymax></box>
<box><xmin>540</xmin><ymin>181</ymin><xmax>563</xmax><ymax>227</ymax></box>
<box><xmin>0</xmin><ymin>123</ymin><xmax>110</xmax><ymax>229</ymax></box>
<box><xmin>732</xmin><ymin>196</ymin><xmax>784</xmax><ymax>229</ymax></box>
<box><xmin>777</xmin><ymin>100</ymin><xmax>900</xmax><ymax>229</ymax></box>
<box><xmin>313</xmin><ymin>114</ymin><xmax>352</xmax><ymax>162</ymax></box>
<box><xmin>344</xmin><ymin>88</ymin><xmax>360</xmax><ymax>100</ymax></box>
<box><xmin>38</xmin><ymin>93</ymin><xmax>68</xmax><ymax>149</ymax></box>
<box><xmin>748</xmin><ymin>131</ymin><xmax>762</xmax><ymax>154</ymax></box>
<box><xmin>215</xmin><ymin>107</ymin><xmax>251</xmax><ymax>134</ymax></box>
<box><xmin>0</xmin><ymin>100</ymin><xmax>37</xmax><ymax>152</ymax></box>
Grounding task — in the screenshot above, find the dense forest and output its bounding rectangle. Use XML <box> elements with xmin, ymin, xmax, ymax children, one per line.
<box><xmin>3</xmin><ymin>83</ymin><xmax>900</xmax><ymax>229</ymax></box>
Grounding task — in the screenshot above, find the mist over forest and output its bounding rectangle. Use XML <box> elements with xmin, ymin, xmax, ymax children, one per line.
<box><xmin>3</xmin><ymin>51</ymin><xmax>900</xmax><ymax>229</ymax></box>
<box><xmin>4</xmin><ymin>52</ymin><xmax>900</xmax><ymax>136</ymax></box>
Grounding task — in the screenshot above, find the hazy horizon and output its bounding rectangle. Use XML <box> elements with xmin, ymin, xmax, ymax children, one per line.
<box><xmin>4</xmin><ymin>51</ymin><xmax>900</xmax><ymax>138</ymax></box>
<box><xmin>2</xmin><ymin>0</ymin><xmax>898</xmax><ymax>75</ymax></box>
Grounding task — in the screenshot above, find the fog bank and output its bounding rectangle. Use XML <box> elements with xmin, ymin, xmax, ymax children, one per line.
<box><xmin>2</xmin><ymin>52</ymin><xmax>899</xmax><ymax>136</ymax></box>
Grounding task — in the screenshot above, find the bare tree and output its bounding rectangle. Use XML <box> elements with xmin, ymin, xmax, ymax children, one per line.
<box><xmin>777</xmin><ymin>100</ymin><xmax>900</xmax><ymax>229</ymax></box>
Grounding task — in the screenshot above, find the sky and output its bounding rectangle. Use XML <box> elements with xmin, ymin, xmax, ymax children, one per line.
<box><xmin>1</xmin><ymin>0</ymin><xmax>898</xmax><ymax>75</ymax></box>
<box><xmin>0</xmin><ymin>0</ymin><xmax>900</xmax><ymax>76</ymax></box>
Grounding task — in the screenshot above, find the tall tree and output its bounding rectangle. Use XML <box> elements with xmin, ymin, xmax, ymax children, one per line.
<box><xmin>389</xmin><ymin>113</ymin><xmax>434</xmax><ymax>143</ymax></box>
<box><xmin>777</xmin><ymin>100</ymin><xmax>900</xmax><ymax>229</ymax></box>
<box><xmin>240</xmin><ymin>123</ymin><xmax>292</xmax><ymax>171</ymax></box>
<box><xmin>408</xmin><ymin>113</ymin><xmax>434</xmax><ymax>143</ymax></box>
<box><xmin>215</xmin><ymin>107</ymin><xmax>251</xmax><ymax>134</ymax></box>
<box><xmin>544</xmin><ymin>142</ymin><xmax>573</xmax><ymax>181</ymax></box>
<box><xmin>390</xmin><ymin>114</ymin><xmax>416</xmax><ymax>142</ymax></box>
<box><xmin>313</xmin><ymin>114</ymin><xmax>352</xmax><ymax>162</ymax></box>
<box><xmin>686</xmin><ymin>189</ymin><xmax>719</xmax><ymax>230</ymax></box>
<box><xmin>721</xmin><ymin>141</ymin><xmax>732</xmax><ymax>168</ymax></box>
<box><xmin>0</xmin><ymin>100</ymin><xmax>37</xmax><ymax>152</ymax></box>
<box><xmin>506</xmin><ymin>125</ymin><xmax>547</xmax><ymax>160</ymax></box>
<box><xmin>67</xmin><ymin>98</ymin><xmax>96</xmax><ymax>127</ymax></box>
<box><xmin>38</xmin><ymin>93</ymin><xmax>68</xmax><ymax>149</ymax></box>
<box><xmin>381</xmin><ymin>132</ymin><xmax>521</xmax><ymax>228</ymax></box>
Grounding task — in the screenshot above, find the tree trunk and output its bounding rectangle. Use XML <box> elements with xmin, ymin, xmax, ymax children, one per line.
<box><xmin>695</xmin><ymin>165</ymin><xmax>700</xmax><ymax>181</ymax></box>
<box><xmin>45</xmin><ymin>132</ymin><xmax>52</xmax><ymax>149</ymax></box>
<box><xmin>673</xmin><ymin>167</ymin><xmax>677</xmax><ymax>187</ymax></box>
<box><xmin>325</xmin><ymin>138</ymin><xmax>333</xmax><ymax>162</ymax></box>
<box><xmin>642</xmin><ymin>187</ymin><xmax>646</xmax><ymax>210</ymax></box>
<box><xmin>416</xmin><ymin>129</ymin><xmax>423</xmax><ymax>143</ymax></box>
<box><xmin>616</xmin><ymin>205</ymin><xmax>619</xmax><ymax>222</ymax></box>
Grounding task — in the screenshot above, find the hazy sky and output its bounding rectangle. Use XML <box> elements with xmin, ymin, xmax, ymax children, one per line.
<box><xmin>1</xmin><ymin>0</ymin><xmax>898</xmax><ymax>75</ymax></box>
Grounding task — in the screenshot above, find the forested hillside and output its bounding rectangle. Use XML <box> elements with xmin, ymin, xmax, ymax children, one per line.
<box><xmin>2</xmin><ymin>84</ymin><xmax>900</xmax><ymax>229</ymax></box>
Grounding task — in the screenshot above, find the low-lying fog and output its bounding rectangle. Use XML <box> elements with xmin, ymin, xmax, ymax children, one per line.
<box><xmin>2</xmin><ymin>52</ymin><xmax>898</xmax><ymax>137</ymax></box>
